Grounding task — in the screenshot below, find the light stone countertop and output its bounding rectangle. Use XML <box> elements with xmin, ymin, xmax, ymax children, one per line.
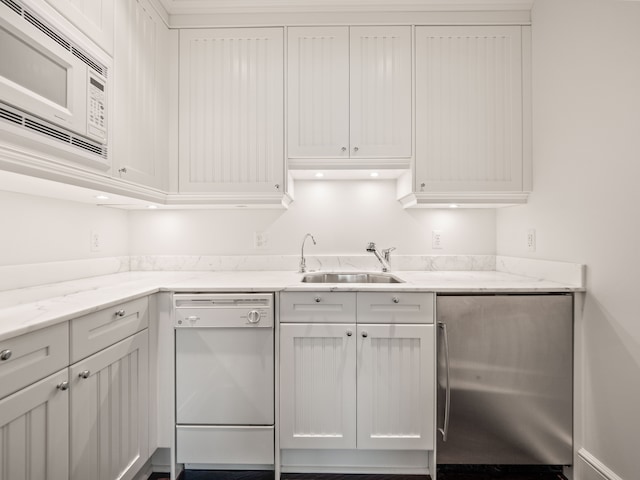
<box><xmin>0</xmin><ymin>269</ymin><xmax>583</xmax><ymax>342</ymax></box>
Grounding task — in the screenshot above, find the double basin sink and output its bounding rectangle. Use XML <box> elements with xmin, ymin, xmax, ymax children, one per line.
<box><xmin>301</xmin><ymin>272</ymin><xmax>404</xmax><ymax>284</ymax></box>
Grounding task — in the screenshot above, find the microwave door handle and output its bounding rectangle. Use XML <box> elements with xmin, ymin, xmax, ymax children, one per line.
<box><xmin>438</xmin><ymin>321</ymin><xmax>451</xmax><ymax>442</ymax></box>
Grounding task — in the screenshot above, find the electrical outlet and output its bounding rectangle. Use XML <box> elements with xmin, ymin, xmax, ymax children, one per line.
<box><xmin>432</xmin><ymin>230</ymin><xmax>443</xmax><ymax>250</ymax></box>
<box><xmin>90</xmin><ymin>230</ymin><xmax>101</xmax><ymax>252</ymax></box>
<box><xmin>527</xmin><ymin>229</ymin><xmax>536</xmax><ymax>252</ymax></box>
<box><xmin>254</xmin><ymin>232</ymin><xmax>268</xmax><ymax>249</ymax></box>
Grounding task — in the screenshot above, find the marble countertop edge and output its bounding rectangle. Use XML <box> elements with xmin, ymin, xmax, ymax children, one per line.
<box><xmin>0</xmin><ymin>269</ymin><xmax>584</xmax><ymax>342</ymax></box>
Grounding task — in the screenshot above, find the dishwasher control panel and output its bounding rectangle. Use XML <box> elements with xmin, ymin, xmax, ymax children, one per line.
<box><xmin>174</xmin><ymin>293</ymin><xmax>273</xmax><ymax>328</ymax></box>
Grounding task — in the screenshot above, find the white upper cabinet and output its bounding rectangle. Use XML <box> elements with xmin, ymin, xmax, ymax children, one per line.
<box><xmin>287</xmin><ymin>27</ymin><xmax>350</xmax><ymax>159</ymax></box>
<box><xmin>287</xmin><ymin>26</ymin><xmax>411</xmax><ymax>162</ymax></box>
<box><xmin>414</xmin><ymin>26</ymin><xmax>527</xmax><ymax>195</ymax></box>
<box><xmin>179</xmin><ymin>28</ymin><xmax>285</xmax><ymax>195</ymax></box>
<box><xmin>113</xmin><ymin>0</ymin><xmax>172</xmax><ymax>190</ymax></box>
<box><xmin>44</xmin><ymin>0</ymin><xmax>114</xmax><ymax>54</ymax></box>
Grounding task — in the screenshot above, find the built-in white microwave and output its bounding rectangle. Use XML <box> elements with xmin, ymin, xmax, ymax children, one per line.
<box><xmin>0</xmin><ymin>0</ymin><xmax>109</xmax><ymax>165</ymax></box>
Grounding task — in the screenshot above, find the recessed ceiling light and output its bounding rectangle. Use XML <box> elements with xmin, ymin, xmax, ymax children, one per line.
<box><xmin>449</xmin><ymin>204</ymin><xmax>459</xmax><ymax>209</ymax></box>
<box><xmin>315</xmin><ymin>172</ymin><xmax>324</xmax><ymax>178</ymax></box>
<box><xmin>370</xmin><ymin>172</ymin><xmax>379</xmax><ymax>177</ymax></box>
<box><xmin>95</xmin><ymin>195</ymin><xmax>109</xmax><ymax>200</ymax></box>
<box><xmin>147</xmin><ymin>205</ymin><xmax>158</xmax><ymax>209</ymax></box>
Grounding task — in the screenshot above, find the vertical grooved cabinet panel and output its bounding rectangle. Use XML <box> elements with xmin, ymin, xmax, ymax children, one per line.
<box><xmin>179</xmin><ymin>28</ymin><xmax>284</xmax><ymax>193</ymax></box>
<box><xmin>113</xmin><ymin>0</ymin><xmax>170</xmax><ymax>190</ymax></box>
<box><xmin>287</xmin><ymin>27</ymin><xmax>350</xmax><ymax>158</ymax></box>
<box><xmin>0</xmin><ymin>369</ymin><xmax>69</xmax><ymax>480</ymax></box>
<box><xmin>415</xmin><ymin>26</ymin><xmax>523</xmax><ymax>192</ymax></box>
<box><xmin>357</xmin><ymin>324</ymin><xmax>435</xmax><ymax>450</ymax></box>
<box><xmin>45</xmin><ymin>0</ymin><xmax>114</xmax><ymax>54</ymax></box>
<box><xmin>280</xmin><ymin>323</ymin><xmax>357</xmax><ymax>449</ymax></box>
<box><xmin>350</xmin><ymin>26</ymin><xmax>412</xmax><ymax>158</ymax></box>
<box><xmin>70</xmin><ymin>330</ymin><xmax>148</xmax><ymax>480</ymax></box>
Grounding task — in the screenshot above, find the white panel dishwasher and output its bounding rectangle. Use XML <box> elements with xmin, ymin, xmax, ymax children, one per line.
<box><xmin>174</xmin><ymin>293</ymin><xmax>274</xmax><ymax>469</ymax></box>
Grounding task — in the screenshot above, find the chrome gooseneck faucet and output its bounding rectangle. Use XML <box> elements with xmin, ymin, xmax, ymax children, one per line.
<box><xmin>366</xmin><ymin>242</ymin><xmax>396</xmax><ymax>272</ymax></box>
<box><xmin>299</xmin><ymin>233</ymin><xmax>316</xmax><ymax>273</ymax></box>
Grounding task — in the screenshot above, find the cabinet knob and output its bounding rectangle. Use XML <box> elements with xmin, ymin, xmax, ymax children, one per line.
<box><xmin>420</xmin><ymin>182</ymin><xmax>426</xmax><ymax>192</ymax></box>
<box><xmin>362</xmin><ymin>331</ymin><xmax>368</xmax><ymax>338</ymax></box>
<box><xmin>353</xmin><ymin>147</ymin><xmax>359</xmax><ymax>152</ymax></box>
<box><xmin>392</xmin><ymin>296</ymin><xmax>400</xmax><ymax>304</ymax></box>
<box><xmin>0</xmin><ymin>349</ymin><xmax>11</xmax><ymax>361</ymax></box>
<box><xmin>118</xmin><ymin>167</ymin><xmax>127</xmax><ymax>174</ymax></box>
<box><xmin>346</xmin><ymin>330</ymin><xmax>353</xmax><ymax>337</ymax></box>
<box><xmin>114</xmin><ymin>309</ymin><xmax>126</xmax><ymax>317</ymax></box>
<box><xmin>341</xmin><ymin>147</ymin><xmax>347</xmax><ymax>152</ymax></box>
<box><xmin>57</xmin><ymin>381</ymin><xmax>69</xmax><ymax>391</ymax></box>
<box><xmin>79</xmin><ymin>370</ymin><xmax>91</xmax><ymax>379</ymax></box>
<box><xmin>275</xmin><ymin>184</ymin><xmax>280</xmax><ymax>191</ymax></box>
<box><xmin>314</xmin><ymin>296</ymin><xmax>321</xmax><ymax>303</ymax></box>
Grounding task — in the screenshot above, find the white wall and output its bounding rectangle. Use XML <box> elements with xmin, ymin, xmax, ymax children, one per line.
<box><xmin>496</xmin><ymin>0</ymin><xmax>640</xmax><ymax>478</ymax></box>
<box><xmin>0</xmin><ymin>190</ymin><xmax>129</xmax><ymax>266</ymax></box>
<box><xmin>129</xmin><ymin>180</ymin><xmax>496</xmax><ymax>256</ymax></box>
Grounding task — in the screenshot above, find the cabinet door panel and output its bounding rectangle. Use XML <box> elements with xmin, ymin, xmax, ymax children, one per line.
<box><xmin>280</xmin><ymin>323</ymin><xmax>356</xmax><ymax>449</ymax></box>
<box><xmin>179</xmin><ymin>28</ymin><xmax>284</xmax><ymax>193</ymax></box>
<box><xmin>70</xmin><ymin>330</ymin><xmax>148</xmax><ymax>480</ymax></box>
<box><xmin>350</xmin><ymin>26</ymin><xmax>412</xmax><ymax>158</ymax></box>
<box><xmin>415</xmin><ymin>26</ymin><xmax>523</xmax><ymax>192</ymax></box>
<box><xmin>357</xmin><ymin>324</ymin><xmax>434</xmax><ymax>450</ymax></box>
<box><xmin>45</xmin><ymin>0</ymin><xmax>114</xmax><ymax>54</ymax></box>
<box><xmin>113</xmin><ymin>0</ymin><xmax>170</xmax><ymax>189</ymax></box>
<box><xmin>287</xmin><ymin>26</ymin><xmax>350</xmax><ymax>158</ymax></box>
<box><xmin>0</xmin><ymin>369</ymin><xmax>69</xmax><ymax>480</ymax></box>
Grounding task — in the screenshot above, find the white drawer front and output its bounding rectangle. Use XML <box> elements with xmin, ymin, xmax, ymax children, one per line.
<box><xmin>176</xmin><ymin>426</ymin><xmax>274</xmax><ymax>465</ymax></box>
<box><xmin>70</xmin><ymin>296</ymin><xmax>148</xmax><ymax>362</ymax></box>
<box><xmin>0</xmin><ymin>322</ymin><xmax>69</xmax><ymax>399</ymax></box>
<box><xmin>280</xmin><ymin>292</ymin><xmax>356</xmax><ymax>323</ymax></box>
<box><xmin>357</xmin><ymin>292</ymin><xmax>434</xmax><ymax>324</ymax></box>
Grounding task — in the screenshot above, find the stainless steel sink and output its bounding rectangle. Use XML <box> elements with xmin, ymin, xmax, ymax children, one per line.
<box><xmin>301</xmin><ymin>272</ymin><xmax>404</xmax><ymax>283</ymax></box>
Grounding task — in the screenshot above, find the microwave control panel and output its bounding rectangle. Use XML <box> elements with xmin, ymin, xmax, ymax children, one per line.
<box><xmin>87</xmin><ymin>72</ymin><xmax>107</xmax><ymax>142</ymax></box>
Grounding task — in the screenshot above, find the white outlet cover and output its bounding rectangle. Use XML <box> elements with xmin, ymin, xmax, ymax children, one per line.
<box><xmin>254</xmin><ymin>232</ymin><xmax>268</xmax><ymax>249</ymax></box>
<box><xmin>432</xmin><ymin>230</ymin><xmax>443</xmax><ymax>250</ymax></box>
<box><xmin>90</xmin><ymin>230</ymin><xmax>101</xmax><ymax>252</ymax></box>
<box><xmin>527</xmin><ymin>228</ymin><xmax>536</xmax><ymax>252</ymax></box>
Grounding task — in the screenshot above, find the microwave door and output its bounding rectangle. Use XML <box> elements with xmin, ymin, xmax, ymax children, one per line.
<box><xmin>0</xmin><ymin>8</ymin><xmax>85</xmax><ymax>133</ymax></box>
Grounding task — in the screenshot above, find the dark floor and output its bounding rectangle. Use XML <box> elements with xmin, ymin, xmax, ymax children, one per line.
<box><xmin>150</xmin><ymin>467</ymin><xmax>567</xmax><ymax>480</ymax></box>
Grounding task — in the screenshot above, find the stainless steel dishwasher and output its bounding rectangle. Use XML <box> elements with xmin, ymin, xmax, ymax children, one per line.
<box><xmin>174</xmin><ymin>293</ymin><xmax>274</xmax><ymax>469</ymax></box>
<box><xmin>436</xmin><ymin>294</ymin><xmax>573</xmax><ymax>465</ymax></box>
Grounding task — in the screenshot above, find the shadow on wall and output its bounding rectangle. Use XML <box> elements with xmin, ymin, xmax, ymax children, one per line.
<box><xmin>581</xmin><ymin>293</ymin><xmax>640</xmax><ymax>480</ymax></box>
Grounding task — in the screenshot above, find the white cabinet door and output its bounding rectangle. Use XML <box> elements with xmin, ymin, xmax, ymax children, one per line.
<box><xmin>287</xmin><ymin>26</ymin><xmax>350</xmax><ymax>158</ymax></box>
<box><xmin>70</xmin><ymin>330</ymin><xmax>149</xmax><ymax>480</ymax></box>
<box><xmin>287</xmin><ymin>26</ymin><xmax>411</xmax><ymax>161</ymax></box>
<box><xmin>0</xmin><ymin>369</ymin><xmax>69</xmax><ymax>480</ymax></box>
<box><xmin>415</xmin><ymin>26</ymin><xmax>523</xmax><ymax>192</ymax></box>
<box><xmin>280</xmin><ymin>323</ymin><xmax>357</xmax><ymax>449</ymax></box>
<box><xmin>113</xmin><ymin>0</ymin><xmax>171</xmax><ymax>190</ymax></box>
<box><xmin>45</xmin><ymin>0</ymin><xmax>114</xmax><ymax>54</ymax></box>
<box><xmin>357</xmin><ymin>324</ymin><xmax>435</xmax><ymax>450</ymax></box>
<box><xmin>179</xmin><ymin>28</ymin><xmax>284</xmax><ymax>194</ymax></box>
<box><xmin>349</xmin><ymin>26</ymin><xmax>412</xmax><ymax>158</ymax></box>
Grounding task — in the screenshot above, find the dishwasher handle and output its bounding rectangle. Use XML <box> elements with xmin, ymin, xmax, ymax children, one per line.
<box><xmin>438</xmin><ymin>321</ymin><xmax>451</xmax><ymax>442</ymax></box>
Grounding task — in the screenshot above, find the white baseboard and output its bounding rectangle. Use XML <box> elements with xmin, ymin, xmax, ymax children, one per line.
<box><xmin>578</xmin><ymin>448</ymin><xmax>624</xmax><ymax>480</ymax></box>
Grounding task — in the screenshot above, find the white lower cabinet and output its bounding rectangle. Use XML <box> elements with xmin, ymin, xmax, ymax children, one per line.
<box><xmin>0</xmin><ymin>369</ymin><xmax>70</xmax><ymax>479</ymax></box>
<box><xmin>70</xmin><ymin>330</ymin><xmax>149</xmax><ymax>480</ymax></box>
<box><xmin>279</xmin><ymin>323</ymin><xmax>357</xmax><ymax>449</ymax></box>
<box><xmin>356</xmin><ymin>324</ymin><xmax>434</xmax><ymax>450</ymax></box>
<box><xmin>279</xmin><ymin>292</ymin><xmax>435</xmax><ymax>454</ymax></box>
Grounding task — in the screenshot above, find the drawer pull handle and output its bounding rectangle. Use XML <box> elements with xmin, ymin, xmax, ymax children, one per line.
<box><xmin>57</xmin><ymin>381</ymin><xmax>69</xmax><ymax>391</ymax></box>
<box><xmin>314</xmin><ymin>296</ymin><xmax>321</xmax><ymax>303</ymax></box>
<box><xmin>392</xmin><ymin>296</ymin><xmax>400</xmax><ymax>303</ymax></box>
<box><xmin>115</xmin><ymin>309</ymin><xmax>126</xmax><ymax>317</ymax></box>
<box><xmin>346</xmin><ymin>330</ymin><xmax>353</xmax><ymax>337</ymax></box>
<box><xmin>0</xmin><ymin>349</ymin><xmax>11</xmax><ymax>361</ymax></box>
<box><xmin>79</xmin><ymin>370</ymin><xmax>91</xmax><ymax>379</ymax></box>
<box><xmin>362</xmin><ymin>331</ymin><xmax>368</xmax><ymax>338</ymax></box>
